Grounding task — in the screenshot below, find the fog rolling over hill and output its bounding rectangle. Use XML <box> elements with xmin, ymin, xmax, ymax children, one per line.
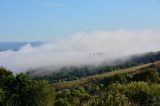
<box><xmin>0</xmin><ymin>29</ymin><xmax>160</xmax><ymax>72</ymax></box>
<box><xmin>0</xmin><ymin>42</ymin><xmax>42</xmax><ymax>51</ymax></box>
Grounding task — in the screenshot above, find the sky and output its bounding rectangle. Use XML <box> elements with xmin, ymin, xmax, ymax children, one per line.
<box><xmin>0</xmin><ymin>0</ymin><xmax>160</xmax><ymax>41</ymax></box>
<box><xmin>0</xmin><ymin>0</ymin><xmax>160</xmax><ymax>72</ymax></box>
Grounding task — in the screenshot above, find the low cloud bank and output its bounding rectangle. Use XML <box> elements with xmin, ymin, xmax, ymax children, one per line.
<box><xmin>0</xmin><ymin>29</ymin><xmax>160</xmax><ymax>72</ymax></box>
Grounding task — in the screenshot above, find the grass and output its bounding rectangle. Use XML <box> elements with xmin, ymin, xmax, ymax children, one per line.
<box><xmin>53</xmin><ymin>61</ymin><xmax>160</xmax><ymax>89</ymax></box>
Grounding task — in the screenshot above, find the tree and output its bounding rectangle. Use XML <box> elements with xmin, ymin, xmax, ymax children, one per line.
<box><xmin>5</xmin><ymin>73</ymin><xmax>55</xmax><ymax>106</ymax></box>
<box><xmin>0</xmin><ymin>67</ymin><xmax>12</xmax><ymax>88</ymax></box>
<box><xmin>0</xmin><ymin>89</ymin><xmax>5</xmax><ymax>105</ymax></box>
<box><xmin>31</xmin><ymin>80</ymin><xmax>55</xmax><ymax>106</ymax></box>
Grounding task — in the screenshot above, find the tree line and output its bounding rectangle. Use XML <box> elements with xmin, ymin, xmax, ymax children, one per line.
<box><xmin>28</xmin><ymin>51</ymin><xmax>160</xmax><ymax>83</ymax></box>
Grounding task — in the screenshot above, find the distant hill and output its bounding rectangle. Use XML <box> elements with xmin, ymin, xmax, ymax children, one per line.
<box><xmin>53</xmin><ymin>62</ymin><xmax>152</xmax><ymax>89</ymax></box>
<box><xmin>0</xmin><ymin>42</ymin><xmax>42</xmax><ymax>51</ymax></box>
<box><xmin>54</xmin><ymin>61</ymin><xmax>160</xmax><ymax>89</ymax></box>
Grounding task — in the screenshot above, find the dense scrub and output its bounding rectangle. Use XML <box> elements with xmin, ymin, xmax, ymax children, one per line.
<box><xmin>54</xmin><ymin>64</ymin><xmax>160</xmax><ymax>106</ymax></box>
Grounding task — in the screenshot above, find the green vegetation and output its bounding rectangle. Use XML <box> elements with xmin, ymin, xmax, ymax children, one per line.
<box><xmin>28</xmin><ymin>51</ymin><xmax>160</xmax><ymax>83</ymax></box>
<box><xmin>0</xmin><ymin>67</ymin><xmax>55</xmax><ymax>106</ymax></box>
<box><xmin>54</xmin><ymin>63</ymin><xmax>152</xmax><ymax>89</ymax></box>
<box><xmin>52</xmin><ymin>62</ymin><xmax>160</xmax><ymax>106</ymax></box>
<box><xmin>1</xmin><ymin>52</ymin><xmax>160</xmax><ymax>105</ymax></box>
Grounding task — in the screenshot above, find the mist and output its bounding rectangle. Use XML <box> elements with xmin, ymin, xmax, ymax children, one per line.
<box><xmin>0</xmin><ymin>29</ymin><xmax>160</xmax><ymax>72</ymax></box>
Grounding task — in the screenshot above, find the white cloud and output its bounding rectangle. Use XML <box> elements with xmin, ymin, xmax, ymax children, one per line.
<box><xmin>0</xmin><ymin>29</ymin><xmax>160</xmax><ymax>72</ymax></box>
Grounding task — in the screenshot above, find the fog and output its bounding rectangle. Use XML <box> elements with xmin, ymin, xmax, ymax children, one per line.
<box><xmin>0</xmin><ymin>29</ymin><xmax>160</xmax><ymax>72</ymax></box>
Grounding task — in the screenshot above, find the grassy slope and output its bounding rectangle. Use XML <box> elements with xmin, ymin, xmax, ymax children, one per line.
<box><xmin>54</xmin><ymin>61</ymin><xmax>160</xmax><ymax>89</ymax></box>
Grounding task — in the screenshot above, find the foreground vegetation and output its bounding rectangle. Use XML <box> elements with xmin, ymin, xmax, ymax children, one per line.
<box><xmin>54</xmin><ymin>63</ymin><xmax>160</xmax><ymax>106</ymax></box>
<box><xmin>0</xmin><ymin>68</ymin><xmax>55</xmax><ymax>106</ymax></box>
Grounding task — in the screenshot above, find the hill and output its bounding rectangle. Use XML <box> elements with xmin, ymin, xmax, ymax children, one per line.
<box><xmin>53</xmin><ymin>61</ymin><xmax>160</xmax><ymax>105</ymax></box>
<box><xmin>54</xmin><ymin>61</ymin><xmax>160</xmax><ymax>89</ymax></box>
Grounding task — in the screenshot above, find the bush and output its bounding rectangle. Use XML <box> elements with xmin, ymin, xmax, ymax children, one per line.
<box><xmin>108</xmin><ymin>82</ymin><xmax>160</xmax><ymax>106</ymax></box>
<box><xmin>0</xmin><ymin>89</ymin><xmax>5</xmax><ymax>105</ymax></box>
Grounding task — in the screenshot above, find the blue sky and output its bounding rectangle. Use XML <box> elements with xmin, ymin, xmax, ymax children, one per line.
<box><xmin>0</xmin><ymin>0</ymin><xmax>160</xmax><ymax>41</ymax></box>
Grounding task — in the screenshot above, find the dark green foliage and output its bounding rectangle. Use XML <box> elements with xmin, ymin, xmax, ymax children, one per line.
<box><xmin>108</xmin><ymin>82</ymin><xmax>160</xmax><ymax>106</ymax></box>
<box><xmin>4</xmin><ymin>73</ymin><xmax>34</xmax><ymax>106</ymax></box>
<box><xmin>0</xmin><ymin>89</ymin><xmax>5</xmax><ymax>105</ymax></box>
<box><xmin>0</xmin><ymin>67</ymin><xmax>12</xmax><ymax>87</ymax></box>
<box><xmin>55</xmin><ymin>98</ymin><xmax>71</xmax><ymax>106</ymax></box>
<box><xmin>30</xmin><ymin>80</ymin><xmax>55</xmax><ymax>106</ymax></box>
<box><xmin>132</xmin><ymin>68</ymin><xmax>160</xmax><ymax>83</ymax></box>
<box><xmin>30</xmin><ymin>66</ymin><xmax>115</xmax><ymax>83</ymax></box>
<box><xmin>0</xmin><ymin>67</ymin><xmax>55</xmax><ymax>106</ymax></box>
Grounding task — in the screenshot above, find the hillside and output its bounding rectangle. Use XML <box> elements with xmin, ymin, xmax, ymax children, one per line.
<box><xmin>54</xmin><ymin>61</ymin><xmax>160</xmax><ymax>89</ymax></box>
<box><xmin>29</xmin><ymin>51</ymin><xmax>160</xmax><ymax>83</ymax></box>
